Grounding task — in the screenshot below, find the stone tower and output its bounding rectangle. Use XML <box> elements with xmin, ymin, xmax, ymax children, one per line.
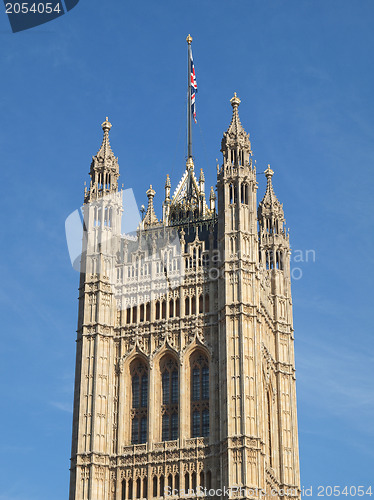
<box><xmin>69</xmin><ymin>96</ymin><xmax>301</xmax><ymax>500</ymax></box>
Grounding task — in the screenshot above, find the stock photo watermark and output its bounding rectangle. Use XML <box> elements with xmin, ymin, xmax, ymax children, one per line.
<box><xmin>162</xmin><ymin>485</ymin><xmax>373</xmax><ymax>498</ymax></box>
<box><xmin>3</xmin><ymin>0</ymin><xmax>79</xmax><ymax>32</ymax></box>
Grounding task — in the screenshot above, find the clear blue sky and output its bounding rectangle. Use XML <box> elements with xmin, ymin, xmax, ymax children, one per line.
<box><xmin>0</xmin><ymin>1</ymin><xmax>373</xmax><ymax>499</ymax></box>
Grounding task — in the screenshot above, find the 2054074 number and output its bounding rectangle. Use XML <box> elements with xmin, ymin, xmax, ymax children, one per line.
<box><xmin>5</xmin><ymin>3</ymin><xmax>61</xmax><ymax>14</ymax></box>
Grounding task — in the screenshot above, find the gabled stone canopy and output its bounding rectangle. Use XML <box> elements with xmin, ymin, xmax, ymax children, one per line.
<box><xmin>144</xmin><ymin>157</ymin><xmax>214</xmax><ymax>227</ymax></box>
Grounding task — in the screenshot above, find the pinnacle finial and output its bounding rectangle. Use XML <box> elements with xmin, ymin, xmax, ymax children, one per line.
<box><xmin>186</xmin><ymin>34</ymin><xmax>193</xmax><ymax>44</ymax></box>
<box><xmin>94</xmin><ymin>116</ymin><xmax>116</xmax><ymax>161</ymax></box>
<box><xmin>265</xmin><ymin>164</ymin><xmax>274</xmax><ymax>179</ymax></box>
<box><xmin>165</xmin><ymin>174</ymin><xmax>171</xmax><ymax>188</ymax></box>
<box><xmin>199</xmin><ymin>168</ymin><xmax>205</xmax><ymax>183</ymax></box>
<box><xmin>102</xmin><ymin>117</ymin><xmax>112</xmax><ymax>132</ymax></box>
<box><xmin>147</xmin><ymin>185</ymin><xmax>155</xmax><ymax>197</ymax></box>
<box><xmin>230</xmin><ymin>92</ymin><xmax>241</xmax><ymax>108</ymax></box>
<box><xmin>144</xmin><ymin>185</ymin><xmax>158</xmax><ymax>225</ymax></box>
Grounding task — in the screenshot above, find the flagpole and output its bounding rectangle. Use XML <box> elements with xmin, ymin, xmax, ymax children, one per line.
<box><xmin>186</xmin><ymin>34</ymin><xmax>193</xmax><ymax>160</ymax></box>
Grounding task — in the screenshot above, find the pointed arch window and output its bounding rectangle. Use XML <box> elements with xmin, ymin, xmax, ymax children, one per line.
<box><xmin>131</xmin><ymin>361</ymin><xmax>148</xmax><ymax>444</ymax></box>
<box><xmin>229</xmin><ymin>183</ymin><xmax>233</xmax><ymax>204</ymax></box>
<box><xmin>267</xmin><ymin>391</ymin><xmax>273</xmax><ymax>467</ymax></box>
<box><xmin>229</xmin><ymin>183</ymin><xmax>238</xmax><ymax>205</ymax></box>
<box><xmin>161</xmin><ymin>357</ymin><xmax>179</xmax><ymax>441</ymax></box>
<box><xmin>191</xmin><ymin>353</ymin><xmax>209</xmax><ymax>437</ymax></box>
<box><xmin>241</xmin><ymin>183</ymin><xmax>248</xmax><ymax>205</ymax></box>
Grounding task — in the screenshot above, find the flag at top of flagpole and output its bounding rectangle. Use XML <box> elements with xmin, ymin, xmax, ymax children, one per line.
<box><xmin>190</xmin><ymin>50</ymin><xmax>198</xmax><ymax>123</ymax></box>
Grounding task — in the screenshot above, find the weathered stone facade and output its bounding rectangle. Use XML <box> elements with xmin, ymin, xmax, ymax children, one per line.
<box><xmin>69</xmin><ymin>95</ymin><xmax>301</xmax><ymax>500</ymax></box>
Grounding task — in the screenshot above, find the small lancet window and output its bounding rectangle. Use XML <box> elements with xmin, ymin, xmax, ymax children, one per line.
<box><xmin>143</xmin><ymin>478</ymin><xmax>147</xmax><ymax>498</ymax></box>
<box><xmin>159</xmin><ymin>477</ymin><xmax>164</xmax><ymax>497</ymax></box>
<box><xmin>139</xmin><ymin>304</ymin><xmax>144</xmax><ymax>322</ymax></box>
<box><xmin>128</xmin><ymin>479</ymin><xmax>133</xmax><ymax>500</ymax></box>
<box><xmin>169</xmin><ymin>298</ymin><xmax>174</xmax><ymax>318</ymax></box>
<box><xmin>191</xmin><ymin>296</ymin><xmax>196</xmax><ymax>315</ymax></box>
<box><xmin>241</xmin><ymin>183</ymin><xmax>249</xmax><ymax>205</ymax></box>
<box><xmin>152</xmin><ymin>477</ymin><xmax>157</xmax><ymax>497</ymax></box>
<box><xmin>185</xmin><ymin>297</ymin><xmax>190</xmax><ymax>316</ymax></box>
<box><xmin>162</xmin><ymin>301</ymin><xmax>166</xmax><ymax>319</ymax></box>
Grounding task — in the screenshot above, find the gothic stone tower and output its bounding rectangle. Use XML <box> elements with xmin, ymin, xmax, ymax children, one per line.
<box><xmin>69</xmin><ymin>96</ymin><xmax>301</xmax><ymax>500</ymax></box>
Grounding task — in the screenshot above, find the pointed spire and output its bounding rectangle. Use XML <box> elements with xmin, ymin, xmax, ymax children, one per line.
<box><xmin>226</xmin><ymin>93</ymin><xmax>244</xmax><ymax>137</ymax></box>
<box><xmin>261</xmin><ymin>164</ymin><xmax>281</xmax><ymax>208</ymax></box>
<box><xmin>96</xmin><ymin>117</ymin><xmax>116</xmax><ymax>162</ymax></box>
<box><xmin>199</xmin><ymin>168</ymin><xmax>205</xmax><ymax>183</ymax></box>
<box><xmin>144</xmin><ymin>185</ymin><xmax>159</xmax><ymax>226</ymax></box>
<box><xmin>165</xmin><ymin>174</ymin><xmax>171</xmax><ymax>199</ymax></box>
<box><xmin>258</xmin><ymin>165</ymin><xmax>289</xmax><ymax>274</ymax></box>
<box><xmin>86</xmin><ymin>117</ymin><xmax>119</xmax><ymax>202</ymax></box>
<box><xmin>258</xmin><ymin>164</ymin><xmax>285</xmax><ymax>233</ymax></box>
<box><xmin>163</xmin><ymin>175</ymin><xmax>171</xmax><ymax>225</ymax></box>
<box><xmin>221</xmin><ymin>93</ymin><xmax>252</xmax><ymax>159</ymax></box>
<box><xmin>209</xmin><ymin>185</ymin><xmax>216</xmax><ymax>211</ymax></box>
<box><xmin>199</xmin><ymin>168</ymin><xmax>205</xmax><ymax>195</ymax></box>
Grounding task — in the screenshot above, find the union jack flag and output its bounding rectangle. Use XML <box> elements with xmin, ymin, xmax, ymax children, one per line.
<box><xmin>190</xmin><ymin>51</ymin><xmax>198</xmax><ymax>123</ymax></box>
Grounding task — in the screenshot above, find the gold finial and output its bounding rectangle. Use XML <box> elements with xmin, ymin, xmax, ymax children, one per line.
<box><xmin>102</xmin><ymin>117</ymin><xmax>112</xmax><ymax>131</ymax></box>
<box><xmin>265</xmin><ymin>164</ymin><xmax>274</xmax><ymax>179</ymax></box>
<box><xmin>147</xmin><ymin>185</ymin><xmax>156</xmax><ymax>197</ymax></box>
<box><xmin>186</xmin><ymin>34</ymin><xmax>193</xmax><ymax>44</ymax></box>
<box><xmin>230</xmin><ymin>92</ymin><xmax>241</xmax><ymax>108</ymax></box>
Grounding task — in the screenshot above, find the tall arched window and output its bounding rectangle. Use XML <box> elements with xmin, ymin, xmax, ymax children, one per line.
<box><xmin>267</xmin><ymin>391</ymin><xmax>273</xmax><ymax>467</ymax></box>
<box><xmin>131</xmin><ymin>361</ymin><xmax>148</xmax><ymax>444</ymax></box>
<box><xmin>191</xmin><ymin>353</ymin><xmax>209</xmax><ymax>437</ymax></box>
<box><xmin>161</xmin><ymin>357</ymin><xmax>179</xmax><ymax>441</ymax></box>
